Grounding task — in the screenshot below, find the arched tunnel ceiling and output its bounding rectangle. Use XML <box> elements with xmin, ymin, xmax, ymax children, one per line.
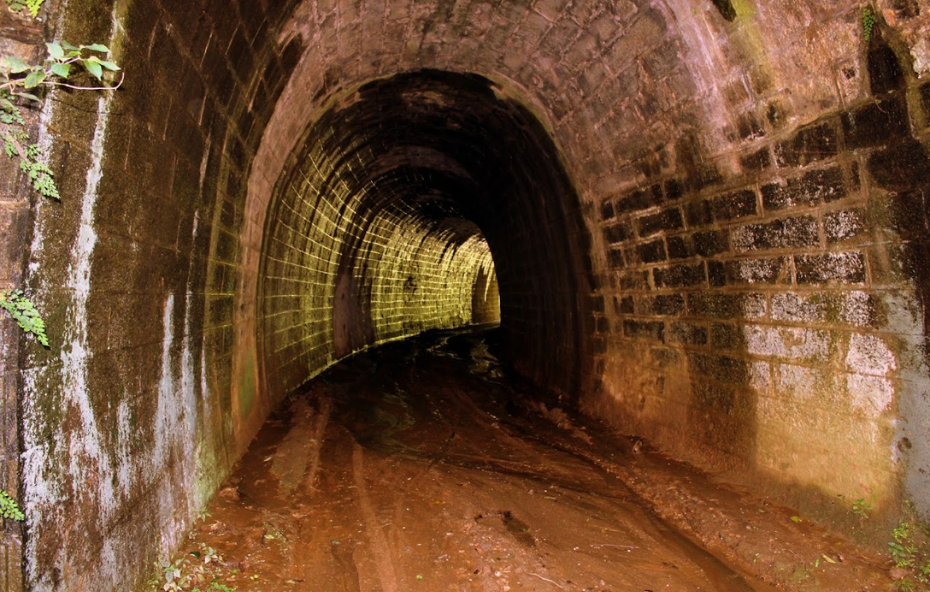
<box><xmin>301</xmin><ymin>70</ymin><xmax>572</xmax><ymax>244</ymax></box>
<box><xmin>259</xmin><ymin>69</ymin><xmax>592</xmax><ymax>399</ymax></box>
<box><xmin>15</xmin><ymin>1</ymin><xmax>930</xmax><ymax>591</ymax></box>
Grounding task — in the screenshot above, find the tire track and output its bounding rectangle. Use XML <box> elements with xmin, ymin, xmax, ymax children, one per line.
<box><xmin>351</xmin><ymin>443</ymin><xmax>398</xmax><ymax>592</ymax></box>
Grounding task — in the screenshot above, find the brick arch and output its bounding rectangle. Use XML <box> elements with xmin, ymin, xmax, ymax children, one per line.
<box><xmin>254</xmin><ymin>70</ymin><xmax>593</xmax><ymax>406</ymax></box>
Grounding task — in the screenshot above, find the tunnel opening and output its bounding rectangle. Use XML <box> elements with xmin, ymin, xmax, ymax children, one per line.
<box><xmin>11</xmin><ymin>1</ymin><xmax>930</xmax><ymax>590</ymax></box>
<box><xmin>257</xmin><ymin>69</ymin><xmax>593</xmax><ymax>406</ymax></box>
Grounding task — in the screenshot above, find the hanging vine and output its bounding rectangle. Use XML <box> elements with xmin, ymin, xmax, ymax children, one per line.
<box><xmin>0</xmin><ymin>39</ymin><xmax>121</xmax><ymax>347</ymax></box>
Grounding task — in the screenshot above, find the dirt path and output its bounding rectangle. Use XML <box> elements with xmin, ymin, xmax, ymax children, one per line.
<box><xmin>164</xmin><ymin>328</ymin><xmax>893</xmax><ymax>592</ymax></box>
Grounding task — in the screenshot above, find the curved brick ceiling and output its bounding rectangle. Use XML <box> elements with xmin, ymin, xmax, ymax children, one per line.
<box><xmin>259</xmin><ymin>70</ymin><xmax>592</xmax><ymax>400</ymax></box>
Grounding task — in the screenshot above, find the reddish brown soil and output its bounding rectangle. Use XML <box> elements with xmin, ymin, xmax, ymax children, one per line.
<box><xmin>166</xmin><ymin>328</ymin><xmax>893</xmax><ymax>592</ymax></box>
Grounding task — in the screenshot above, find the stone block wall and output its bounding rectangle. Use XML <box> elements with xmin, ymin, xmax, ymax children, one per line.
<box><xmin>14</xmin><ymin>0</ymin><xmax>296</xmax><ymax>590</ymax></box>
<box><xmin>584</xmin><ymin>0</ymin><xmax>930</xmax><ymax>520</ymax></box>
<box><xmin>0</xmin><ymin>0</ymin><xmax>929</xmax><ymax>591</ymax></box>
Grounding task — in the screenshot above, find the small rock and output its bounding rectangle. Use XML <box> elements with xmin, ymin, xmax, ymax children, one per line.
<box><xmin>890</xmin><ymin>567</ymin><xmax>911</xmax><ymax>581</ymax></box>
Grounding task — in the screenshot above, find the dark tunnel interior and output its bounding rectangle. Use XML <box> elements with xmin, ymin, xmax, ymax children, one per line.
<box><xmin>259</xmin><ymin>70</ymin><xmax>595</xmax><ymax>403</ymax></box>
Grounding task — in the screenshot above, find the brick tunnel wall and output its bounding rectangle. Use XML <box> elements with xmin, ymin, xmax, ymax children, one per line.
<box><xmin>582</xmin><ymin>2</ymin><xmax>930</xmax><ymax>522</ymax></box>
<box><xmin>247</xmin><ymin>68</ymin><xmax>592</xmax><ymax>412</ymax></box>
<box><xmin>261</xmin><ymin>154</ymin><xmax>499</xmax><ymax>399</ymax></box>
<box><xmin>2</xmin><ymin>1</ymin><xmax>930</xmax><ymax>591</ymax></box>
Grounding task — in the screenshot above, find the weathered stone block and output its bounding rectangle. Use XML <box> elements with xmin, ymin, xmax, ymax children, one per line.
<box><xmin>667</xmin><ymin>235</ymin><xmax>693</xmax><ymax>260</ymax></box>
<box><xmin>603</xmin><ymin>220</ymin><xmax>634</xmax><ymax>243</ymax></box>
<box><xmin>710</xmin><ymin>322</ymin><xmax>742</xmax><ymax>349</ymax></box>
<box><xmin>740</xmin><ymin>146</ymin><xmax>772</xmax><ymax>172</ymax></box>
<box><xmin>619</xmin><ymin>295</ymin><xmax>634</xmax><ymax>314</ymax></box>
<box><xmin>670</xmin><ymin>321</ymin><xmax>708</xmax><ymax>345</ymax></box>
<box><xmin>607</xmin><ymin>248</ymin><xmax>625</xmax><ymax>269</ymax></box>
<box><xmin>825</xmin><ymin>208</ymin><xmax>869</xmax><ymax>244</ymax></box>
<box><xmin>724</xmin><ymin>257</ymin><xmax>788</xmax><ymax>285</ymax></box>
<box><xmin>634</xmin><ymin>239</ymin><xmax>667</xmax><ymax>264</ymax></box>
<box><xmin>687</xmin><ymin>351</ymin><xmax>752</xmax><ymax>385</ymax></box>
<box><xmin>712</xmin><ymin>189</ymin><xmax>757</xmax><ymax>221</ymax></box>
<box><xmin>623</xmin><ymin>319</ymin><xmax>666</xmax><ymax>342</ymax></box>
<box><xmin>731</xmin><ymin>216</ymin><xmax>820</xmax><ymax>251</ymax></box>
<box><xmin>693</xmin><ymin>230</ymin><xmax>729</xmax><ymax>256</ymax></box>
<box><xmin>774</xmin><ymin>121</ymin><xmax>839</xmax><ymax>167</ymax></box>
<box><xmin>737</xmin><ymin>113</ymin><xmax>765</xmax><ymax>140</ymax></box>
<box><xmin>637</xmin><ymin>207</ymin><xmax>683</xmax><ymax>236</ymax></box>
<box><xmin>616</xmin><ymin>183</ymin><xmax>664</xmax><ymax>214</ymax></box>
<box><xmin>795</xmin><ymin>252</ymin><xmax>866</xmax><ymax>284</ymax></box>
<box><xmin>708</xmin><ymin>260</ymin><xmax>726</xmax><ymax>287</ymax></box>
<box><xmin>743</xmin><ymin>324</ymin><xmax>833</xmax><ymax>363</ymax></box>
<box><xmin>654</xmin><ymin>262</ymin><xmax>705</xmax><ymax>288</ymax></box>
<box><xmin>687</xmin><ymin>293</ymin><xmax>767</xmax><ymax>319</ymax></box>
<box><xmin>770</xmin><ymin>291</ymin><xmax>874</xmax><ymax>327</ymax></box>
<box><xmin>650</xmin><ymin>294</ymin><xmax>685</xmax><ymax>316</ymax></box>
<box><xmin>685</xmin><ymin>199</ymin><xmax>713</xmax><ymax>226</ymax></box>
<box><xmin>664</xmin><ymin>178</ymin><xmax>684</xmax><ymax>202</ymax></box>
<box><xmin>761</xmin><ymin>166</ymin><xmax>845</xmax><ymax>211</ymax></box>
<box><xmin>842</xmin><ymin>95</ymin><xmax>910</xmax><ymax>149</ymax></box>
<box><xmin>867</xmin><ymin>140</ymin><xmax>930</xmax><ymax>191</ymax></box>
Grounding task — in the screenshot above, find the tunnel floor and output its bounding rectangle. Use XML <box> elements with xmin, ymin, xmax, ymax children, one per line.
<box><xmin>157</xmin><ymin>328</ymin><xmax>892</xmax><ymax>592</ymax></box>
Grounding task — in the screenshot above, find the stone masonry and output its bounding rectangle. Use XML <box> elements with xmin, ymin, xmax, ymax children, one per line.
<box><xmin>0</xmin><ymin>1</ymin><xmax>927</xmax><ymax>591</ymax></box>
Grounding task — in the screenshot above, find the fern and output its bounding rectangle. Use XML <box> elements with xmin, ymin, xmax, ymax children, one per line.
<box><xmin>0</xmin><ymin>289</ymin><xmax>48</xmax><ymax>347</ymax></box>
<box><xmin>862</xmin><ymin>6</ymin><xmax>878</xmax><ymax>42</ymax></box>
<box><xmin>0</xmin><ymin>489</ymin><xmax>24</xmax><ymax>521</ymax></box>
<box><xmin>5</xmin><ymin>0</ymin><xmax>44</xmax><ymax>18</ymax></box>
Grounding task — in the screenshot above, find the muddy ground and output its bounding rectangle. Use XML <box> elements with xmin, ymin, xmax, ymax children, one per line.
<box><xmin>155</xmin><ymin>327</ymin><xmax>895</xmax><ymax>592</ymax></box>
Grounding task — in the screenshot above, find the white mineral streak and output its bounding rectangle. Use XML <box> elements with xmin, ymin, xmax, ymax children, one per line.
<box><xmin>20</xmin><ymin>59</ymin><xmax>65</xmax><ymax>555</ymax></box>
<box><xmin>57</xmin><ymin>89</ymin><xmax>115</xmax><ymax>507</ymax></box>
<box><xmin>182</xmin><ymin>218</ymin><xmax>200</xmax><ymax>441</ymax></box>
<box><xmin>23</xmin><ymin>6</ymin><xmax>132</xmax><ymax>589</ymax></box>
<box><xmin>20</xmin><ymin>76</ymin><xmax>62</xmax><ymax>531</ymax></box>
<box><xmin>153</xmin><ymin>295</ymin><xmax>176</xmax><ymax>465</ymax></box>
<box><xmin>909</xmin><ymin>35</ymin><xmax>930</xmax><ymax>76</ymax></box>
<box><xmin>662</xmin><ymin>0</ymin><xmax>746</xmax><ymax>163</ymax></box>
<box><xmin>25</xmin><ymin>95</ymin><xmax>57</xmax><ymax>276</ymax></box>
<box><xmin>154</xmin><ymin>294</ymin><xmax>190</xmax><ymax>554</ymax></box>
<box><xmin>737</xmin><ymin>259</ymin><xmax>779</xmax><ymax>284</ymax></box>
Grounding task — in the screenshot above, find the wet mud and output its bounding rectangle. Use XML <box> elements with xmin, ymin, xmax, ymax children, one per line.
<box><xmin>173</xmin><ymin>328</ymin><xmax>893</xmax><ymax>592</ymax></box>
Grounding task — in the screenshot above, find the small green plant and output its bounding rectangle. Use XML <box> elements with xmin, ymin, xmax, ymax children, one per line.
<box><xmin>0</xmin><ymin>289</ymin><xmax>47</xmax><ymax>346</ymax></box>
<box><xmin>0</xmin><ymin>41</ymin><xmax>121</xmax><ymax>345</ymax></box>
<box><xmin>148</xmin><ymin>544</ymin><xmax>237</xmax><ymax>592</ymax></box>
<box><xmin>0</xmin><ymin>488</ymin><xmax>24</xmax><ymax>521</ymax></box>
<box><xmin>1</xmin><ymin>40</ymin><xmax>121</xmax><ymax>200</ymax></box>
<box><xmin>852</xmin><ymin>498</ymin><xmax>873</xmax><ymax>519</ymax></box>
<box><xmin>890</xmin><ymin>521</ymin><xmax>930</xmax><ymax>591</ymax></box>
<box><xmin>862</xmin><ymin>5</ymin><xmax>878</xmax><ymax>42</ymax></box>
<box><xmin>4</xmin><ymin>0</ymin><xmax>44</xmax><ymax>18</ymax></box>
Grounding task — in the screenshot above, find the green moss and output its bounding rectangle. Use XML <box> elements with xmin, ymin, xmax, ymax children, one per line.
<box><xmin>238</xmin><ymin>354</ymin><xmax>255</xmax><ymax>417</ymax></box>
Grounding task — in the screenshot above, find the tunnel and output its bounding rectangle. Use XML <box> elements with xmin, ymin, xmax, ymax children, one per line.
<box><xmin>1</xmin><ymin>0</ymin><xmax>930</xmax><ymax>591</ymax></box>
<box><xmin>255</xmin><ymin>69</ymin><xmax>590</xmax><ymax>407</ymax></box>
